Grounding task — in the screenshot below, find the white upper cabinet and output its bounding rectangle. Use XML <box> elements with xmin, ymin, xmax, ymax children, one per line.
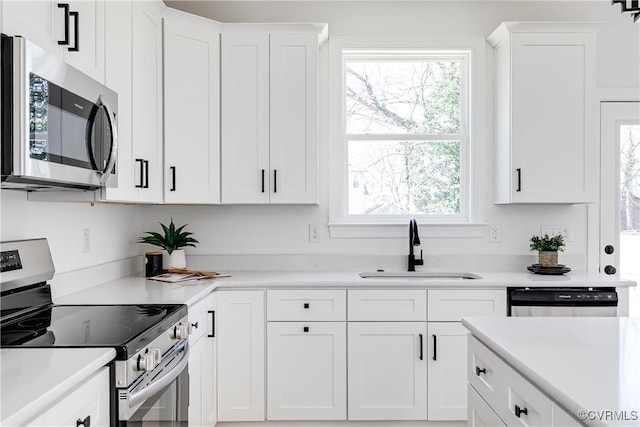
<box><xmin>163</xmin><ymin>9</ymin><xmax>221</xmax><ymax>204</ymax></box>
<box><xmin>489</xmin><ymin>22</ymin><xmax>599</xmax><ymax>204</ymax></box>
<box><xmin>221</xmin><ymin>24</ymin><xmax>326</xmax><ymax>204</ymax></box>
<box><xmin>102</xmin><ymin>0</ymin><xmax>164</xmax><ymax>203</ymax></box>
<box><xmin>2</xmin><ymin>0</ymin><xmax>105</xmax><ymax>82</ymax></box>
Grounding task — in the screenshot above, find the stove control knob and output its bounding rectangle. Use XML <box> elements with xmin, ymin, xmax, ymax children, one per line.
<box><xmin>137</xmin><ymin>352</ymin><xmax>157</xmax><ymax>371</ymax></box>
<box><xmin>173</xmin><ymin>324</ymin><xmax>189</xmax><ymax>340</ymax></box>
<box><xmin>149</xmin><ymin>347</ymin><xmax>162</xmax><ymax>365</ymax></box>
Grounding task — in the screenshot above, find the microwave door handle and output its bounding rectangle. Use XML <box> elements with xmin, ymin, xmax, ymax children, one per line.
<box><xmin>98</xmin><ymin>95</ymin><xmax>118</xmax><ymax>186</ymax></box>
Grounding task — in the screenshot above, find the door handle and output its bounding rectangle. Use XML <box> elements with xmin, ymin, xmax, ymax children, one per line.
<box><xmin>516</xmin><ymin>168</ymin><xmax>522</xmax><ymax>192</ymax></box>
<box><xmin>207</xmin><ymin>310</ymin><xmax>215</xmax><ymax>338</ymax></box>
<box><xmin>97</xmin><ymin>96</ymin><xmax>118</xmax><ymax>186</ymax></box>
<box><xmin>432</xmin><ymin>334</ymin><xmax>437</xmax><ymax>361</ymax></box>
<box><xmin>419</xmin><ymin>333</ymin><xmax>423</xmax><ymax>360</ymax></box>
<box><xmin>135</xmin><ymin>159</ymin><xmax>144</xmax><ymax>188</ymax></box>
<box><xmin>57</xmin><ymin>3</ymin><xmax>70</xmax><ymax>45</ymax></box>
<box><xmin>261</xmin><ymin>169</ymin><xmax>265</xmax><ymax>193</ymax></box>
<box><xmin>274</xmin><ymin>169</ymin><xmax>277</xmax><ymax>193</ymax></box>
<box><xmin>143</xmin><ymin>160</ymin><xmax>149</xmax><ymax>189</ymax></box>
<box><xmin>170</xmin><ymin>166</ymin><xmax>176</xmax><ymax>191</ymax></box>
<box><xmin>68</xmin><ymin>10</ymin><xmax>79</xmax><ymax>51</ymax></box>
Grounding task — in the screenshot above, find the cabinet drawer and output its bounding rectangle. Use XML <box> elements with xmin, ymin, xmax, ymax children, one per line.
<box><xmin>189</xmin><ymin>296</ymin><xmax>210</xmax><ymax>344</ymax></box>
<box><xmin>348</xmin><ymin>290</ymin><xmax>427</xmax><ymax>321</ymax></box>
<box><xmin>267</xmin><ymin>290</ymin><xmax>346</xmax><ymax>321</ymax></box>
<box><xmin>428</xmin><ymin>289</ymin><xmax>506</xmax><ymax>321</ymax></box>
<box><xmin>468</xmin><ymin>335</ymin><xmax>508</xmax><ymax>411</ymax></box>
<box><xmin>500</xmin><ymin>365</ymin><xmax>554</xmax><ymax>427</ymax></box>
<box><xmin>468</xmin><ymin>384</ymin><xmax>507</xmax><ymax>427</ymax></box>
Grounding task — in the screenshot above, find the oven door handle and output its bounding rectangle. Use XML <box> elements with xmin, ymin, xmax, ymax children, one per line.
<box><xmin>128</xmin><ymin>341</ymin><xmax>189</xmax><ymax>409</ymax></box>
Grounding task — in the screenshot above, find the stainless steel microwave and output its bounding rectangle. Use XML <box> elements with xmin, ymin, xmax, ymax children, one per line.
<box><xmin>1</xmin><ymin>34</ymin><xmax>117</xmax><ymax>191</ymax></box>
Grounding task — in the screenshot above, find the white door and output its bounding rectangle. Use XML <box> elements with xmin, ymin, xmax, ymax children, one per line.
<box><xmin>163</xmin><ymin>10</ymin><xmax>221</xmax><ymax>204</ymax></box>
<box><xmin>348</xmin><ymin>322</ymin><xmax>427</xmax><ymax>421</ymax></box>
<box><xmin>267</xmin><ymin>322</ymin><xmax>347</xmax><ymax>420</ymax></box>
<box><xmin>468</xmin><ymin>385</ymin><xmax>506</xmax><ymax>427</ymax></box>
<box><xmin>600</xmin><ymin>102</ymin><xmax>640</xmax><ymax>315</ymax></box>
<box><xmin>427</xmin><ymin>322</ymin><xmax>468</xmax><ymax>421</ymax></box>
<box><xmin>269</xmin><ymin>33</ymin><xmax>319</xmax><ymax>204</ymax></box>
<box><xmin>217</xmin><ymin>291</ymin><xmax>265</xmax><ymax>421</ymax></box>
<box><xmin>221</xmin><ymin>32</ymin><xmax>270</xmax><ymax>204</ymax></box>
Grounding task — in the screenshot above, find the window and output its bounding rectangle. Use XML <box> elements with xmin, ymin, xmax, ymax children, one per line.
<box><xmin>329</xmin><ymin>38</ymin><xmax>486</xmax><ymax>237</ymax></box>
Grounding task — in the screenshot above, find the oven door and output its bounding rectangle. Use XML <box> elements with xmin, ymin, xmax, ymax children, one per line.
<box><xmin>120</xmin><ymin>341</ymin><xmax>189</xmax><ymax>426</ymax></box>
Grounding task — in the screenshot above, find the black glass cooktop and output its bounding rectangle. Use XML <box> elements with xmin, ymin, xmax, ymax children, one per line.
<box><xmin>0</xmin><ymin>304</ymin><xmax>187</xmax><ymax>359</ymax></box>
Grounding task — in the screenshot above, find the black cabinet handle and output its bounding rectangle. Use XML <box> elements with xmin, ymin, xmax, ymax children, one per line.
<box><xmin>475</xmin><ymin>366</ymin><xmax>486</xmax><ymax>376</ymax></box>
<box><xmin>274</xmin><ymin>169</ymin><xmax>277</xmax><ymax>193</ymax></box>
<box><xmin>604</xmin><ymin>245</ymin><xmax>615</xmax><ymax>255</ymax></box>
<box><xmin>143</xmin><ymin>160</ymin><xmax>149</xmax><ymax>188</ymax></box>
<box><xmin>419</xmin><ymin>334</ymin><xmax>423</xmax><ymax>360</ymax></box>
<box><xmin>515</xmin><ymin>405</ymin><xmax>528</xmax><ymax>418</ymax></box>
<box><xmin>604</xmin><ymin>265</ymin><xmax>617</xmax><ymax>275</ymax></box>
<box><xmin>516</xmin><ymin>168</ymin><xmax>522</xmax><ymax>192</ymax></box>
<box><xmin>261</xmin><ymin>169</ymin><xmax>265</xmax><ymax>193</ymax></box>
<box><xmin>57</xmin><ymin>3</ymin><xmax>70</xmax><ymax>45</ymax></box>
<box><xmin>191</xmin><ymin>322</ymin><xmax>198</xmax><ymax>329</ymax></box>
<box><xmin>303</xmin><ymin>303</ymin><xmax>310</xmax><ymax>309</ymax></box>
<box><xmin>135</xmin><ymin>159</ymin><xmax>144</xmax><ymax>188</ymax></box>
<box><xmin>207</xmin><ymin>310</ymin><xmax>215</xmax><ymax>338</ymax></box>
<box><xmin>68</xmin><ymin>10</ymin><xmax>79</xmax><ymax>51</ymax></box>
<box><xmin>303</xmin><ymin>326</ymin><xmax>309</xmax><ymax>333</ymax></box>
<box><xmin>76</xmin><ymin>415</ymin><xmax>90</xmax><ymax>427</ymax></box>
<box><xmin>432</xmin><ymin>334</ymin><xmax>437</xmax><ymax>361</ymax></box>
<box><xmin>170</xmin><ymin>166</ymin><xmax>176</xmax><ymax>191</ymax></box>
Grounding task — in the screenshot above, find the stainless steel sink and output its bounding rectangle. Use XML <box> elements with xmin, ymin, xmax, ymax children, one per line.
<box><xmin>359</xmin><ymin>271</ymin><xmax>481</xmax><ymax>280</ymax></box>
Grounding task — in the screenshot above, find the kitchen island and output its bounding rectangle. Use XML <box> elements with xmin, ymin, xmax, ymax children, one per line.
<box><xmin>463</xmin><ymin>316</ymin><xmax>640</xmax><ymax>427</ymax></box>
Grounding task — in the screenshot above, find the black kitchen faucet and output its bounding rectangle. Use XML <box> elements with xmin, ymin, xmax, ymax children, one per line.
<box><xmin>408</xmin><ymin>218</ymin><xmax>424</xmax><ymax>271</ymax></box>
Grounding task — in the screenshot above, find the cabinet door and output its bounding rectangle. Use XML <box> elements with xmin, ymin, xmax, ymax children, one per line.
<box><xmin>348</xmin><ymin>322</ymin><xmax>427</xmax><ymax>420</ymax></box>
<box><xmin>102</xmin><ymin>0</ymin><xmax>137</xmax><ymax>202</ymax></box>
<box><xmin>2</xmin><ymin>1</ymin><xmax>62</xmax><ymax>59</ymax></box>
<box><xmin>63</xmin><ymin>0</ymin><xmax>105</xmax><ymax>83</ymax></box>
<box><xmin>468</xmin><ymin>384</ymin><xmax>507</xmax><ymax>427</ymax></box>
<box><xmin>189</xmin><ymin>337</ymin><xmax>205</xmax><ymax>427</ymax></box>
<box><xmin>203</xmin><ymin>293</ymin><xmax>217</xmax><ymax>426</ymax></box>
<box><xmin>163</xmin><ymin>10</ymin><xmax>221</xmax><ymax>204</ymax></box>
<box><xmin>427</xmin><ymin>322</ymin><xmax>468</xmax><ymax>420</ymax></box>
<box><xmin>217</xmin><ymin>291</ymin><xmax>265</xmax><ymax>421</ymax></box>
<box><xmin>40</xmin><ymin>367</ymin><xmax>110</xmax><ymax>427</ymax></box>
<box><xmin>269</xmin><ymin>33</ymin><xmax>318</xmax><ymax>204</ymax></box>
<box><xmin>131</xmin><ymin>0</ymin><xmax>164</xmax><ymax>203</ymax></box>
<box><xmin>500</xmin><ymin>31</ymin><xmax>597</xmax><ymax>203</ymax></box>
<box><xmin>267</xmin><ymin>322</ymin><xmax>346</xmax><ymax>420</ymax></box>
<box><xmin>221</xmin><ymin>32</ymin><xmax>270</xmax><ymax>204</ymax></box>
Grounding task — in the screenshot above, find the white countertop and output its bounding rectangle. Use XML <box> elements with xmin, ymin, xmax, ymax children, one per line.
<box><xmin>462</xmin><ymin>317</ymin><xmax>640</xmax><ymax>427</ymax></box>
<box><xmin>54</xmin><ymin>269</ymin><xmax>635</xmax><ymax>306</ymax></box>
<box><xmin>0</xmin><ymin>347</ymin><xmax>116</xmax><ymax>426</ymax></box>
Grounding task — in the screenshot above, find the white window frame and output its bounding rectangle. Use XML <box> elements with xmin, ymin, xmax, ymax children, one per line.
<box><xmin>328</xmin><ymin>37</ymin><xmax>487</xmax><ymax>238</ymax></box>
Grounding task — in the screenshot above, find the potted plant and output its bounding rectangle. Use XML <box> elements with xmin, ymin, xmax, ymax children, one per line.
<box><xmin>529</xmin><ymin>233</ymin><xmax>565</xmax><ymax>267</ymax></box>
<box><xmin>138</xmin><ymin>218</ymin><xmax>199</xmax><ymax>269</ymax></box>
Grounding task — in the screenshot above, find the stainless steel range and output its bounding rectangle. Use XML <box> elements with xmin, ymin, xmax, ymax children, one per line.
<box><xmin>0</xmin><ymin>238</ymin><xmax>192</xmax><ymax>426</ymax></box>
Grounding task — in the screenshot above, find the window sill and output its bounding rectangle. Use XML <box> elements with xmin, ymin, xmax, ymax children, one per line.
<box><xmin>328</xmin><ymin>222</ymin><xmax>487</xmax><ymax>239</ymax></box>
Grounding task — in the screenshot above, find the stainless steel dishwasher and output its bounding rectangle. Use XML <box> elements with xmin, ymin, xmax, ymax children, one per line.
<box><xmin>507</xmin><ymin>287</ymin><xmax>618</xmax><ymax>317</ymax></box>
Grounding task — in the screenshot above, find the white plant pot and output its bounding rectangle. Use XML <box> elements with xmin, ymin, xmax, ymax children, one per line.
<box><xmin>163</xmin><ymin>249</ymin><xmax>186</xmax><ymax>269</ymax></box>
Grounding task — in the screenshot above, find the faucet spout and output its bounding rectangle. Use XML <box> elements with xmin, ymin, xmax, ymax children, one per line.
<box><xmin>408</xmin><ymin>218</ymin><xmax>424</xmax><ymax>271</ymax></box>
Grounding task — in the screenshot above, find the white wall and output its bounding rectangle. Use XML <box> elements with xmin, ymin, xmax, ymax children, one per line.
<box><xmin>0</xmin><ymin>190</ymin><xmax>140</xmax><ymax>274</ymax></box>
<box><xmin>136</xmin><ymin>1</ymin><xmax>640</xmax><ymax>270</ymax></box>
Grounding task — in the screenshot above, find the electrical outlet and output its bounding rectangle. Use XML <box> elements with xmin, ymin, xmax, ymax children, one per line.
<box><xmin>489</xmin><ymin>224</ymin><xmax>502</xmax><ymax>243</ymax></box>
<box><xmin>82</xmin><ymin>228</ymin><xmax>91</xmax><ymax>253</ymax></box>
<box><xmin>540</xmin><ymin>225</ymin><xmax>571</xmax><ymax>241</ymax></box>
<box><xmin>309</xmin><ymin>224</ymin><xmax>321</xmax><ymax>243</ymax></box>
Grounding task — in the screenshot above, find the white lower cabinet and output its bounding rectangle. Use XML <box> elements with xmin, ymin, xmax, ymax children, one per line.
<box><xmin>188</xmin><ymin>293</ymin><xmax>216</xmax><ymax>427</ymax></box>
<box><xmin>29</xmin><ymin>366</ymin><xmax>110</xmax><ymax>427</ymax></box>
<box><xmin>217</xmin><ymin>290</ymin><xmax>265</xmax><ymax>421</ymax></box>
<box><xmin>468</xmin><ymin>384</ymin><xmax>507</xmax><ymax>427</ymax></box>
<box><xmin>348</xmin><ymin>322</ymin><xmax>428</xmax><ymax>420</ymax></box>
<box><xmin>267</xmin><ymin>322</ymin><xmax>347</xmax><ymax>420</ymax></box>
<box><xmin>427</xmin><ymin>322</ymin><xmax>469</xmax><ymax>420</ymax></box>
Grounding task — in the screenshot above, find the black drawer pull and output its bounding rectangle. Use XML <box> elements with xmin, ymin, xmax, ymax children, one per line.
<box><xmin>475</xmin><ymin>366</ymin><xmax>487</xmax><ymax>376</ymax></box>
<box><xmin>76</xmin><ymin>415</ymin><xmax>90</xmax><ymax>427</ymax></box>
<box><xmin>69</xmin><ymin>10</ymin><xmax>79</xmax><ymax>51</ymax></box>
<box><xmin>515</xmin><ymin>405</ymin><xmax>528</xmax><ymax>418</ymax></box>
<box><xmin>261</xmin><ymin>169</ymin><xmax>265</xmax><ymax>193</ymax></box>
<box><xmin>191</xmin><ymin>322</ymin><xmax>198</xmax><ymax>329</ymax></box>
<box><xmin>274</xmin><ymin>169</ymin><xmax>277</xmax><ymax>193</ymax></box>
<box><xmin>303</xmin><ymin>303</ymin><xmax>310</xmax><ymax>309</ymax></box>
<box><xmin>170</xmin><ymin>166</ymin><xmax>176</xmax><ymax>191</ymax></box>
<box><xmin>516</xmin><ymin>168</ymin><xmax>522</xmax><ymax>192</ymax></box>
<box><xmin>432</xmin><ymin>334</ymin><xmax>437</xmax><ymax>361</ymax></box>
<box><xmin>143</xmin><ymin>160</ymin><xmax>149</xmax><ymax>188</ymax></box>
<box><xmin>207</xmin><ymin>310</ymin><xmax>215</xmax><ymax>338</ymax></box>
<box><xmin>135</xmin><ymin>158</ymin><xmax>144</xmax><ymax>188</ymax></box>
<box><xmin>419</xmin><ymin>333</ymin><xmax>423</xmax><ymax>360</ymax></box>
<box><xmin>303</xmin><ymin>326</ymin><xmax>309</xmax><ymax>333</ymax></box>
